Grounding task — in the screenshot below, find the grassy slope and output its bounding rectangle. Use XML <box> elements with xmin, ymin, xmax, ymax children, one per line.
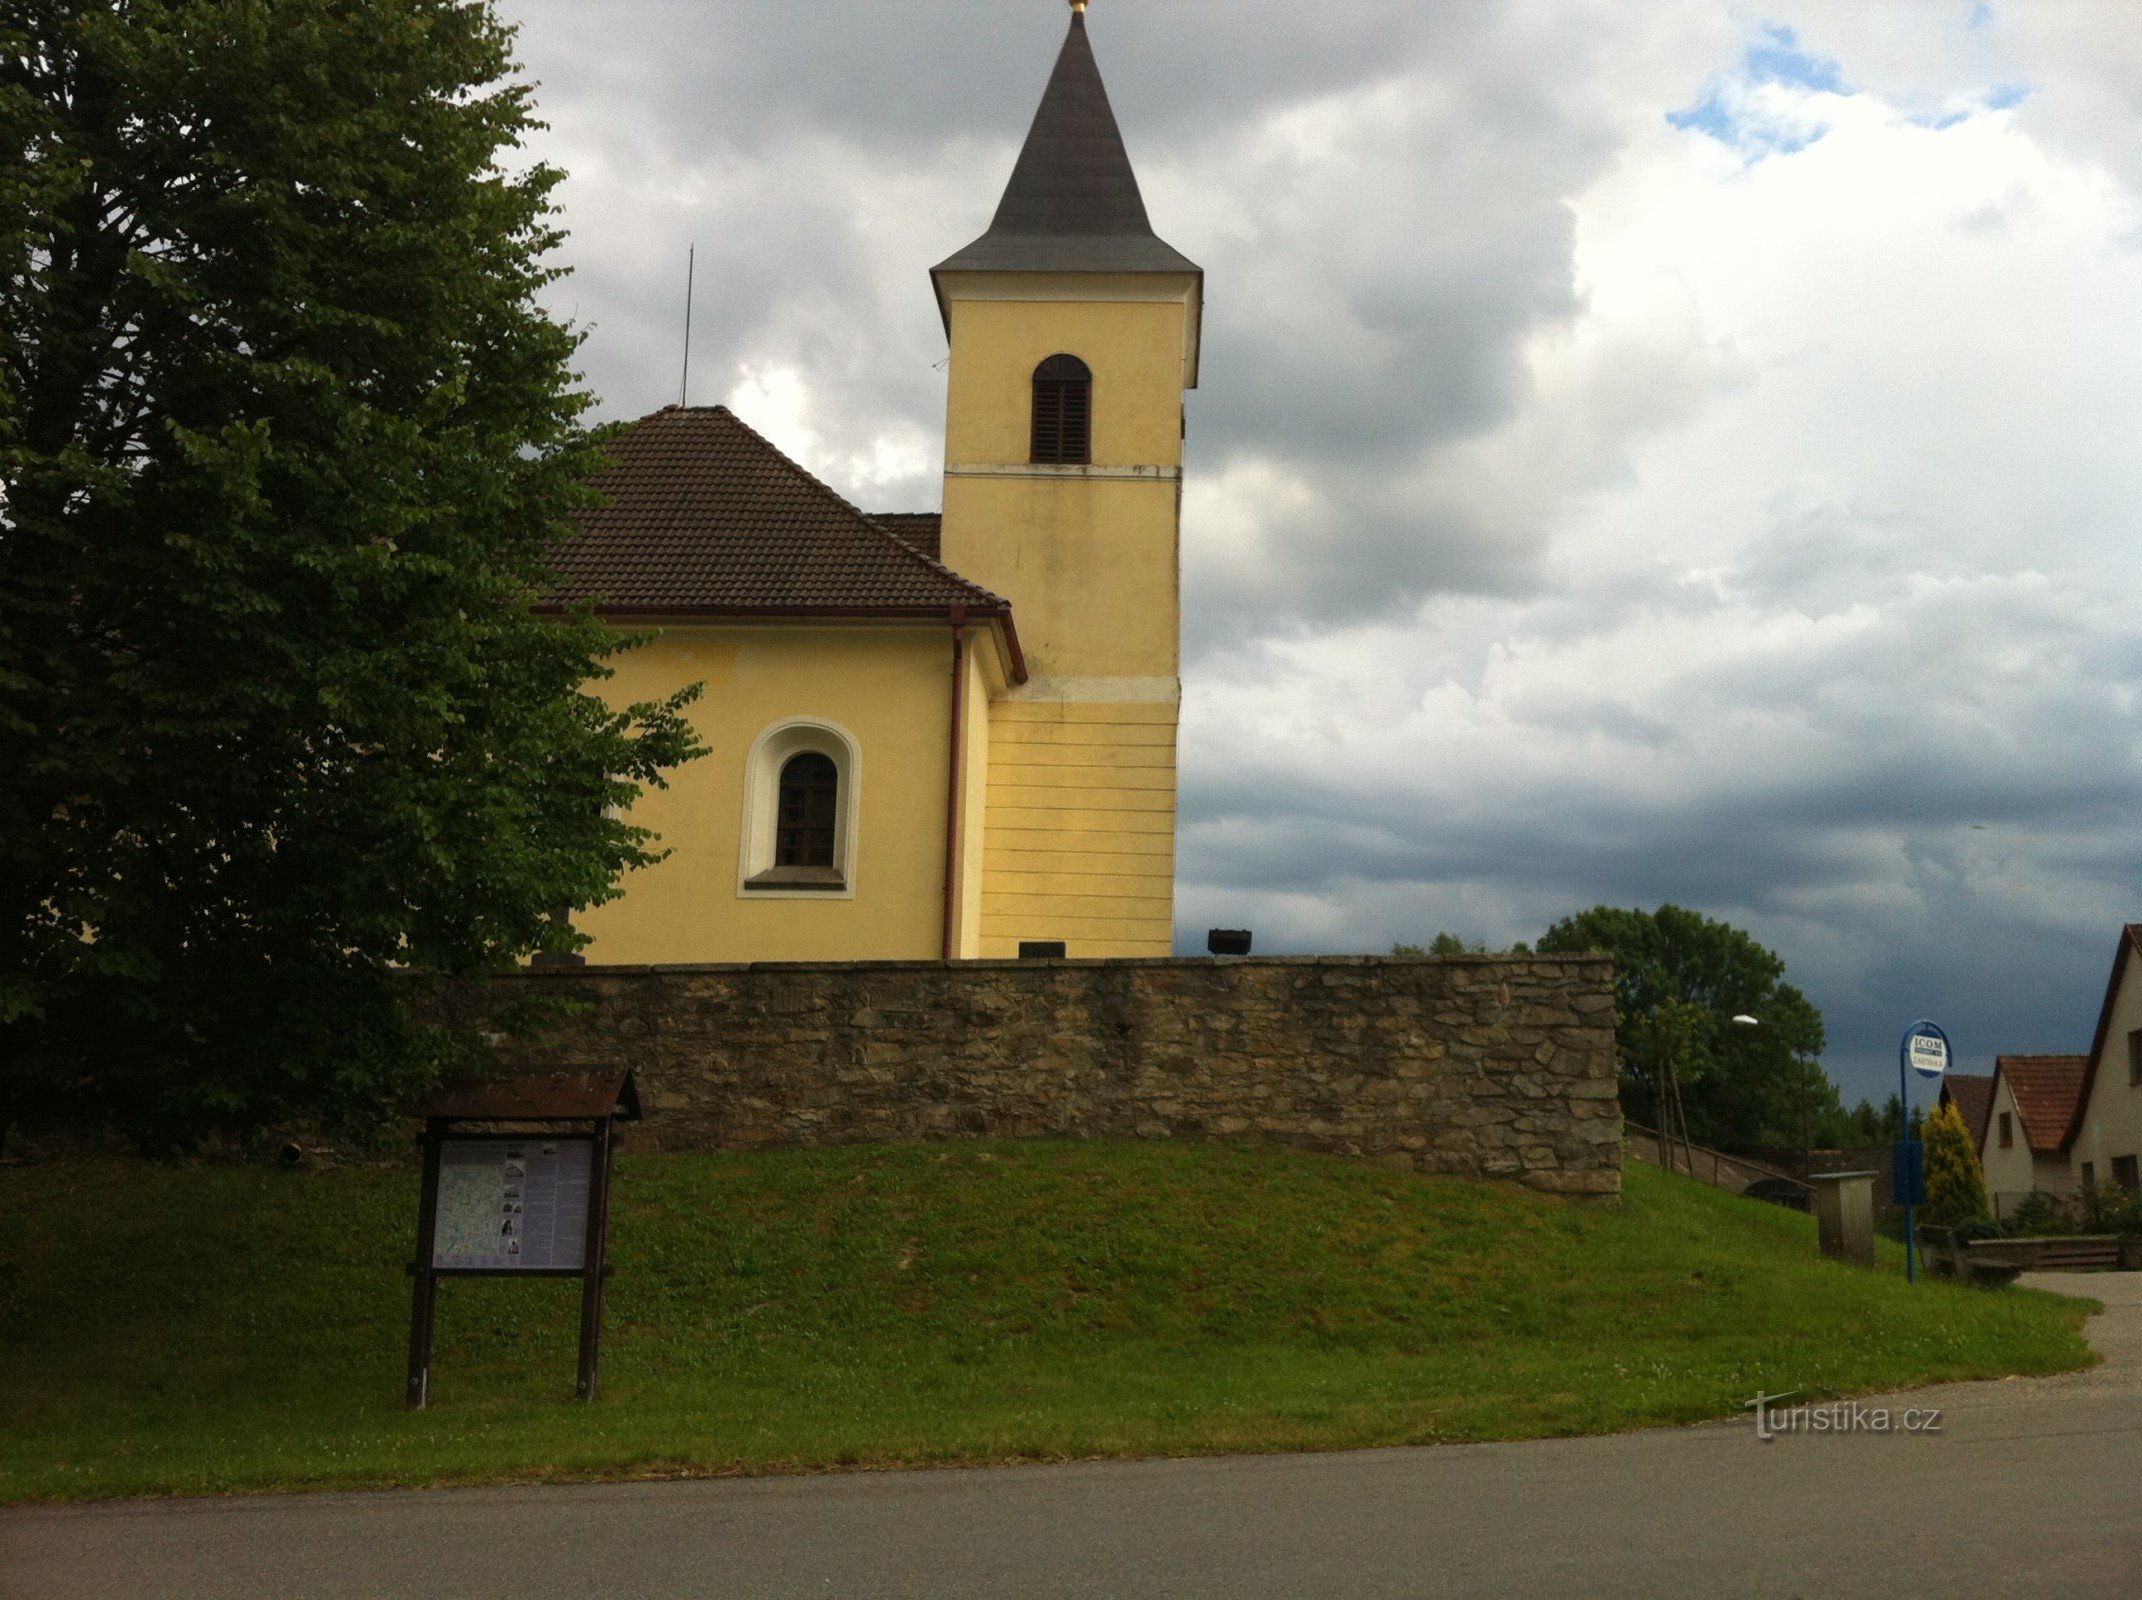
<box><xmin>0</xmin><ymin>1143</ymin><xmax>2096</xmax><ymax>1502</ymax></box>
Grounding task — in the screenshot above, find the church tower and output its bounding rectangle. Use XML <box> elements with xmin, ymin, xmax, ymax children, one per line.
<box><xmin>933</xmin><ymin>3</ymin><xmax>1201</xmax><ymax>959</ymax></box>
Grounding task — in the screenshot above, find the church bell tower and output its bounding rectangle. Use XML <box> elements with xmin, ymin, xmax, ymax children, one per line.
<box><xmin>932</xmin><ymin>3</ymin><xmax>1201</xmax><ymax>959</ymax></box>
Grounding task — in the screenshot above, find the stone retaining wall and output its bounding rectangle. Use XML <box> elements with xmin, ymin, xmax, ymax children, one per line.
<box><xmin>424</xmin><ymin>954</ymin><xmax>1622</xmax><ymax>1195</ymax></box>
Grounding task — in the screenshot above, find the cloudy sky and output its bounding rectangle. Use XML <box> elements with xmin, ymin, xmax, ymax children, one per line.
<box><xmin>503</xmin><ymin>0</ymin><xmax>2142</xmax><ymax>1106</ymax></box>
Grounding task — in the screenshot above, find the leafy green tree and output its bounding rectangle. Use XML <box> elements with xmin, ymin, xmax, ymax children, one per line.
<box><xmin>1805</xmin><ymin>1097</ymin><xmax>1892</xmax><ymax>1148</ymax></box>
<box><xmin>1851</xmin><ymin>1095</ymin><xmax>1923</xmax><ymax>1144</ymax></box>
<box><xmin>0</xmin><ymin>1</ymin><xmax>700</xmax><ymax>1149</ymax></box>
<box><xmin>1921</xmin><ymin>1101</ymin><xmax>1990</xmax><ymax>1226</ymax></box>
<box><xmin>1537</xmin><ymin>904</ymin><xmax>1832</xmax><ymax>1149</ymax></box>
<box><xmin>1390</xmin><ymin>933</ymin><xmax>1531</xmax><ymax>956</ymax></box>
<box><xmin>1392</xmin><ymin>934</ymin><xmax>1477</xmax><ymax>956</ymax></box>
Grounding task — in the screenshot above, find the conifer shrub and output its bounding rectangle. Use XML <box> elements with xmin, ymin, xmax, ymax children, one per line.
<box><xmin>1922</xmin><ymin>1101</ymin><xmax>1992</xmax><ymax>1226</ymax></box>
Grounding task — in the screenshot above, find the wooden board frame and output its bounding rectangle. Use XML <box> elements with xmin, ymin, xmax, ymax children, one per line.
<box><xmin>404</xmin><ymin>1075</ymin><xmax>630</xmax><ymax>1410</ymax></box>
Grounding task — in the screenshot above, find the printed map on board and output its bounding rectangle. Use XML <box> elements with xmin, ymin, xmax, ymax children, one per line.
<box><xmin>434</xmin><ymin>1161</ymin><xmax>507</xmax><ymax>1263</ymax></box>
<box><xmin>429</xmin><ymin>1139</ymin><xmax>592</xmax><ymax>1271</ymax></box>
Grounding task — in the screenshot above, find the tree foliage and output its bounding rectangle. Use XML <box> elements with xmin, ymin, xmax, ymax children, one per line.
<box><xmin>1537</xmin><ymin>904</ymin><xmax>1832</xmax><ymax>1149</ymax></box>
<box><xmin>1390</xmin><ymin>933</ymin><xmax>1530</xmax><ymax>957</ymax></box>
<box><xmin>1921</xmin><ymin>1101</ymin><xmax>1991</xmax><ymax>1226</ymax></box>
<box><xmin>0</xmin><ymin>0</ymin><xmax>701</xmax><ymax>1148</ymax></box>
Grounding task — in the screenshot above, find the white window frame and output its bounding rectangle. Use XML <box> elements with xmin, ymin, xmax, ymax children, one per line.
<box><xmin>737</xmin><ymin>717</ymin><xmax>860</xmax><ymax>900</ymax></box>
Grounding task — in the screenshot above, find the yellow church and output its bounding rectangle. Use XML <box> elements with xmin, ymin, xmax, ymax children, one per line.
<box><xmin>553</xmin><ymin>5</ymin><xmax>1200</xmax><ymax>964</ymax></box>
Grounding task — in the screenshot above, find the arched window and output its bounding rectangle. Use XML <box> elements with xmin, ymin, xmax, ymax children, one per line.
<box><xmin>774</xmin><ymin>752</ymin><xmax>838</xmax><ymax>868</ymax></box>
<box><xmin>739</xmin><ymin>718</ymin><xmax>860</xmax><ymax>896</ymax></box>
<box><xmin>1030</xmin><ymin>353</ymin><xmax>1092</xmax><ymax>465</ymax></box>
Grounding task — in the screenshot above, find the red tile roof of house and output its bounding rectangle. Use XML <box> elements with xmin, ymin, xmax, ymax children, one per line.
<box><xmin>543</xmin><ymin>407</ymin><xmax>1001</xmax><ymax>619</ymax></box>
<box><xmin>1992</xmin><ymin>1055</ymin><xmax>2089</xmax><ymax>1154</ymax></box>
<box><xmin>1941</xmin><ymin>1073</ymin><xmax>1995</xmax><ymax>1151</ymax></box>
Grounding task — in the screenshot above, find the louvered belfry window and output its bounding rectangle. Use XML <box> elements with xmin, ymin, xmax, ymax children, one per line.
<box><xmin>774</xmin><ymin>752</ymin><xmax>838</xmax><ymax>868</ymax></box>
<box><xmin>1030</xmin><ymin>354</ymin><xmax>1092</xmax><ymax>465</ymax></box>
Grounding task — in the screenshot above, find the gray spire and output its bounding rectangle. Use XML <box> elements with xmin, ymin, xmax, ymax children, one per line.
<box><xmin>934</xmin><ymin>11</ymin><xmax>1199</xmax><ymax>277</ymax></box>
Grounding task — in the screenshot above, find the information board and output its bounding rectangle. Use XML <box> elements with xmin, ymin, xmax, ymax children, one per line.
<box><xmin>431</xmin><ymin>1137</ymin><xmax>592</xmax><ymax>1271</ymax></box>
<box><xmin>1894</xmin><ymin>1139</ymin><xmax>1928</xmax><ymax>1207</ymax></box>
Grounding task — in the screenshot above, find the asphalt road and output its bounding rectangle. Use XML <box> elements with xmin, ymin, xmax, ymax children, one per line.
<box><xmin>6</xmin><ymin>1272</ymin><xmax>2140</xmax><ymax>1600</ymax></box>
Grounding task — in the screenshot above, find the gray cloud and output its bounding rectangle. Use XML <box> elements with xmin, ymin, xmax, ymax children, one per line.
<box><xmin>1174</xmin><ymin>563</ymin><xmax>2142</xmax><ymax>1102</ymax></box>
<box><xmin>515</xmin><ymin>0</ymin><xmax>1656</xmax><ymax>593</ymax></box>
<box><xmin>512</xmin><ymin>2</ymin><xmax>1514</xmax><ymax>155</ymax></box>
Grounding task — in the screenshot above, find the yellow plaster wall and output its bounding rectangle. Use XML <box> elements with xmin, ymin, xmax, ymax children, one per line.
<box><xmin>941</xmin><ymin>477</ymin><xmax>1180</xmax><ymax>678</ymax></box>
<box><xmin>575</xmin><ymin>623</ymin><xmax>957</xmax><ymax>964</ymax></box>
<box><xmin>955</xmin><ymin>639</ymin><xmax>993</xmax><ymax>958</ymax></box>
<box><xmin>937</xmin><ymin>291</ymin><xmax>1186</xmax><ymax>683</ymax></box>
<box><xmin>941</xmin><ymin>293</ymin><xmax>1190</xmax><ymax>468</ymax></box>
<box><xmin>936</xmin><ymin>281</ymin><xmax>1191</xmax><ymax>958</ymax></box>
<box><xmin>978</xmin><ymin>698</ymin><xmax>1176</xmax><ymax>957</ymax></box>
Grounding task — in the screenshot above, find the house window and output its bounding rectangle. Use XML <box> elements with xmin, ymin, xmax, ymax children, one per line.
<box><xmin>2116</xmin><ymin>1155</ymin><xmax>2140</xmax><ymax>1191</ymax></box>
<box><xmin>2129</xmin><ymin>1030</ymin><xmax>2142</xmax><ymax>1085</ymax></box>
<box><xmin>739</xmin><ymin>718</ymin><xmax>859</xmax><ymax>896</ymax></box>
<box><xmin>1030</xmin><ymin>354</ymin><xmax>1092</xmax><ymax>465</ymax></box>
<box><xmin>1998</xmin><ymin>1111</ymin><xmax>2013</xmax><ymax>1148</ymax></box>
<box><xmin>774</xmin><ymin>753</ymin><xmax>837</xmax><ymax>868</ymax></box>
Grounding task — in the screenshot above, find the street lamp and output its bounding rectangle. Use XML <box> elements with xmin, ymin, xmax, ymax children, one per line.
<box><xmin>1730</xmin><ymin>1014</ymin><xmax>1816</xmax><ymax>1189</ymax></box>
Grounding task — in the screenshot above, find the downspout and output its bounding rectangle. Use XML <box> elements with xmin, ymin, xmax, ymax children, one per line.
<box><xmin>941</xmin><ymin>605</ymin><xmax>970</xmax><ymax>961</ymax></box>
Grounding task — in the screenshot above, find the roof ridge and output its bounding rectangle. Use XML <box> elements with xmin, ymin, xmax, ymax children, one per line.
<box><xmin>866</xmin><ymin>510</ymin><xmax>937</xmax><ymax>553</ymax></box>
<box><xmin>869</xmin><ymin>522</ymin><xmax>1006</xmax><ymax>607</ymax></box>
<box><xmin>712</xmin><ymin>408</ymin><xmax>1009</xmax><ymax>611</ymax></box>
<box><xmin>2067</xmin><ymin>924</ymin><xmax>2142</xmax><ymax>1152</ymax></box>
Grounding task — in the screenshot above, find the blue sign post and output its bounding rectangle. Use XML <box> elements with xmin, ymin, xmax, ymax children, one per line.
<box><xmin>1897</xmin><ymin>1019</ymin><xmax>1951</xmax><ymax>1283</ymax></box>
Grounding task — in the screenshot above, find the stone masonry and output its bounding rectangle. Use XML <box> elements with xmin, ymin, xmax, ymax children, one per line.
<box><xmin>424</xmin><ymin>954</ymin><xmax>1622</xmax><ymax>1195</ymax></box>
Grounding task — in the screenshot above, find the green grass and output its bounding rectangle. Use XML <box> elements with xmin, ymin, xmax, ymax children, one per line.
<box><xmin>0</xmin><ymin>1142</ymin><xmax>2097</xmax><ymax>1502</ymax></box>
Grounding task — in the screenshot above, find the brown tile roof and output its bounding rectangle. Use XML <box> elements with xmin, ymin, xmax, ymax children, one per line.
<box><xmin>420</xmin><ymin>1070</ymin><xmax>642</xmax><ymax>1123</ymax></box>
<box><xmin>872</xmin><ymin>512</ymin><xmax>941</xmax><ymax>560</ymax></box>
<box><xmin>1993</xmin><ymin>1055</ymin><xmax>2088</xmax><ymax>1154</ymax></box>
<box><xmin>544</xmin><ymin>407</ymin><xmax>1003</xmax><ymax>618</ymax></box>
<box><xmin>1941</xmin><ymin>1073</ymin><xmax>1995</xmax><ymax>1151</ymax></box>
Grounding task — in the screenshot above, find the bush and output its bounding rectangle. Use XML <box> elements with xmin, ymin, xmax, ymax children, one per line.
<box><xmin>1952</xmin><ymin>1214</ymin><xmax>2005</xmax><ymax>1244</ymax></box>
<box><xmin>2091</xmin><ymin>1185</ymin><xmax>2142</xmax><ymax>1238</ymax></box>
<box><xmin>1922</xmin><ymin>1102</ymin><xmax>1991</xmax><ymax>1226</ymax></box>
<box><xmin>2007</xmin><ymin>1190</ymin><xmax>2071</xmax><ymax>1237</ymax></box>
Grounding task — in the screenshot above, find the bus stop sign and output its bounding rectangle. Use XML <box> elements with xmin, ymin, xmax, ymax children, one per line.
<box><xmin>1905</xmin><ymin>1025</ymin><xmax>1949</xmax><ymax>1080</ymax></box>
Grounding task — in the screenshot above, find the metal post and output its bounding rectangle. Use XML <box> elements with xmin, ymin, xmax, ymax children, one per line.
<box><xmin>1898</xmin><ymin>1047</ymin><xmax>1915</xmax><ymax>1284</ymax></box>
<box><xmin>1801</xmin><ymin>1051</ymin><xmax>1813</xmax><ymax>1188</ymax></box>
<box><xmin>406</xmin><ymin>1119</ymin><xmax>446</xmax><ymax>1409</ymax></box>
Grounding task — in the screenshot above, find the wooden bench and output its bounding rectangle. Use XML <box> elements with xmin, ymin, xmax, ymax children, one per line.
<box><xmin>2033</xmin><ymin>1239</ymin><xmax>2123</xmax><ymax>1271</ymax></box>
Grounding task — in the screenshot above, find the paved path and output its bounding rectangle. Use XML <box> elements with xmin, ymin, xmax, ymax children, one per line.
<box><xmin>6</xmin><ymin>1273</ymin><xmax>2141</xmax><ymax>1599</ymax></box>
